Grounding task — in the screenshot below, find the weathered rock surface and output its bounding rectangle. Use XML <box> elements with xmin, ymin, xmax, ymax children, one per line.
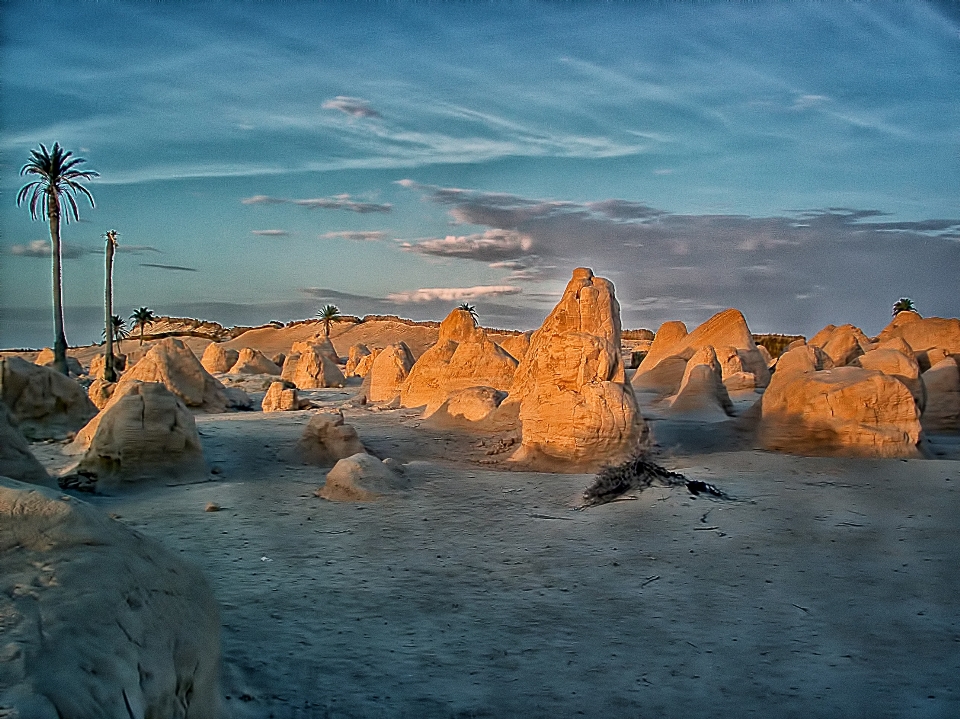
<box><xmin>352</xmin><ymin>348</ymin><xmax>381</xmax><ymax>378</ymax></box>
<box><xmin>440</xmin><ymin>386</ymin><xmax>507</xmax><ymax>422</ymax></box>
<box><xmin>0</xmin><ymin>357</ymin><xmax>97</xmax><ymax>440</ymax></box>
<box><xmin>508</xmin><ymin>268</ymin><xmax>644</xmax><ymax>467</ymax></box>
<box><xmin>88</xmin><ymin>353</ymin><xmax>126</xmax><ymax>379</ymax></box>
<box><xmin>35</xmin><ymin>348</ymin><xmax>84</xmax><ymax>376</ymax></box>
<box><xmin>855</xmin><ymin>348</ymin><xmax>924</xmax><ymax>408</ymax></box>
<box><xmin>367</xmin><ymin>342</ymin><xmax>416</xmax><ymax>403</ymax></box>
<box><xmin>118</xmin><ymin>338</ymin><xmax>233</xmax><ymax>412</ymax></box>
<box><xmin>499</xmin><ymin>332</ymin><xmax>532</xmax><ymax>363</ymax></box>
<box><xmin>229</xmin><ymin>347</ymin><xmax>281</xmax><ymax>375</ymax></box>
<box><xmin>808</xmin><ymin>324</ymin><xmax>870</xmax><ymax>366</ymax></box>
<box><xmin>876</xmin><ymin>312</ymin><xmax>960</xmax><ymax>370</ymax></box>
<box><xmin>73</xmin><ymin>382</ymin><xmax>206</xmax><ymax>488</ymax></box>
<box><xmin>261</xmin><ymin>381</ymin><xmax>305</xmax><ymax>412</ymax></box>
<box><xmin>921</xmin><ymin>358</ymin><xmax>960</xmax><ymax>432</ymax></box>
<box><xmin>400</xmin><ymin>309</ymin><xmax>518</xmax><ymax>416</ymax></box>
<box><xmin>200</xmin><ymin>343</ymin><xmax>240</xmax><ymax>374</ymax></box>
<box><xmin>285</xmin><ymin>411</ymin><xmax>365</xmax><ymax>466</ymax></box>
<box><xmin>0</xmin><ymin>477</ymin><xmax>220</xmax><ymax>718</ymax></box>
<box><xmin>292</xmin><ymin>338</ymin><xmax>340</xmax><ymax>364</ymax></box>
<box><xmin>288</xmin><ymin>348</ymin><xmax>345</xmax><ymax>389</ymax></box>
<box><xmin>87</xmin><ymin>378</ymin><xmax>117</xmax><ymax>410</ymax></box>
<box><xmin>667</xmin><ymin>346</ymin><xmax>734</xmax><ymax>420</ymax></box>
<box><xmin>0</xmin><ymin>403</ymin><xmax>50</xmax><ymax>486</ymax></box>
<box><xmin>630</xmin><ymin>355</ymin><xmax>688</xmax><ymax>399</ymax></box>
<box><xmin>318</xmin><ymin>453</ymin><xmax>409</xmax><ymax>502</ymax></box>
<box><xmin>760</xmin><ymin>346</ymin><xmax>921</xmax><ymax>457</ymax></box>
<box><xmin>345</xmin><ymin>344</ymin><xmax>372</xmax><ymax>376</ymax></box>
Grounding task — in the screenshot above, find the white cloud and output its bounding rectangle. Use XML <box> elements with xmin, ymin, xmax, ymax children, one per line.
<box><xmin>252</xmin><ymin>229</ymin><xmax>290</xmax><ymax>237</ymax></box>
<box><xmin>387</xmin><ymin>285</ymin><xmax>522</xmax><ymax>303</ymax></box>
<box><xmin>322</xmin><ymin>96</ymin><xmax>382</xmax><ymax>119</ymax></box>
<box><xmin>401</xmin><ymin>230</ymin><xmax>533</xmax><ymax>261</ymax></box>
<box><xmin>320</xmin><ymin>231</ymin><xmax>387</xmax><ymax>241</ymax></box>
<box><xmin>8</xmin><ymin>240</ymin><xmax>88</xmax><ymax>259</ymax></box>
<box><xmin>241</xmin><ymin>194</ymin><xmax>391</xmax><ymax>213</ymax></box>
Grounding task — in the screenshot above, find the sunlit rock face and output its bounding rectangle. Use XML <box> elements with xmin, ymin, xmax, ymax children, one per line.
<box><xmin>508</xmin><ymin>267</ymin><xmax>645</xmax><ymax>467</ymax></box>
<box><xmin>875</xmin><ymin>312</ymin><xmax>960</xmax><ymax>370</ymax></box>
<box><xmin>200</xmin><ymin>342</ymin><xmax>239</xmax><ymax>374</ymax></box>
<box><xmin>228</xmin><ymin>347</ymin><xmax>281</xmax><ymax>375</ymax></box>
<box><xmin>118</xmin><ymin>337</ymin><xmax>231</xmax><ymax>412</ymax></box>
<box><xmin>367</xmin><ymin>342</ymin><xmax>416</xmax><ymax>403</ymax></box>
<box><xmin>760</xmin><ymin>345</ymin><xmax>922</xmax><ymax>457</ymax></box>
<box><xmin>0</xmin><ymin>356</ymin><xmax>97</xmax><ymax>440</ymax></box>
<box><xmin>400</xmin><ymin>309</ymin><xmax>518</xmax><ymax>416</ymax></box>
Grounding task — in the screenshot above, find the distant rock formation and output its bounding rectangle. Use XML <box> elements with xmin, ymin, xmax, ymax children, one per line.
<box><xmin>353</xmin><ymin>348</ymin><xmax>381</xmax><ymax>378</ymax></box>
<box><xmin>508</xmin><ymin>268</ymin><xmax>645</xmax><ymax>468</ymax></box>
<box><xmin>200</xmin><ymin>343</ymin><xmax>239</xmax><ymax>374</ymax></box>
<box><xmin>345</xmin><ymin>343</ymin><xmax>372</xmax><ymax>376</ymax></box>
<box><xmin>228</xmin><ymin>347</ymin><xmax>281</xmax><ymax>375</ymax></box>
<box><xmin>286</xmin><ymin>347</ymin><xmax>345</xmax><ymax>389</ymax></box>
<box><xmin>318</xmin><ymin>453</ymin><xmax>408</xmax><ymax>502</ymax></box>
<box><xmin>35</xmin><ymin>347</ymin><xmax>84</xmax><ymax>376</ymax></box>
<box><xmin>666</xmin><ymin>346</ymin><xmax>735</xmax><ymax>420</ymax></box>
<box><xmin>261</xmin><ymin>381</ymin><xmax>306</xmax><ymax>412</ymax></box>
<box><xmin>0</xmin><ymin>402</ymin><xmax>51</xmax><ymax>486</ymax></box>
<box><xmin>88</xmin><ymin>352</ymin><xmax>126</xmax><ymax>379</ymax></box>
<box><xmin>367</xmin><ymin>342</ymin><xmax>416</xmax><ymax>403</ymax></box>
<box><xmin>0</xmin><ymin>477</ymin><xmax>220</xmax><ymax>717</ymax></box>
<box><xmin>400</xmin><ymin>308</ymin><xmax>518</xmax><ymax>416</ymax></box>
<box><xmin>0</xmin><ymin>356</ymin><xmax>97</xmax><ymax>440</ymax></box>
<box><xmin>285</xmin><ymin>411</ymin><xmax>366</xmax><ymax>466</ymax></box>
<box><xmin>808</xmin><ymin>323</ymin><xmax>871</xmax><ymax>367</ymax></box>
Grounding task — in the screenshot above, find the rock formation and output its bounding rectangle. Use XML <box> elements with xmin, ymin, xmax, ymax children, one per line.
<box><xmin>0</xmin><ymin>403</ymin><xmax>51</xmax><ymax>486</ymax></box>
<box><xmin>808</xmin><ymin>324</ymin><xmax>871</xmax><ymax>367</ymax></box>
<box><xmin>261</xmin><ymin>381</ymin><xmax>306</xmax><ymax>412</ymax></box>
<box><xmin>855</xmin><ymin>347</ymin><xmax>924</xmax><ymax>408</ymax></box>
<box><xmin>367</xmin><ymin>342</ymin><xmax>416</xmax><ymax>403</ymax></box>
<box><xmin>876</xmin><ymin>312</ymin><xmax>960</xmax><ymax>370</ymax></box>
<box><xmin>345</xmin><ymin>343</ymin><xmax>372</xmax><ymax>376</ymax></box>
<box><xmin>438</xmin><ymin>386</ymin><xmax>508</xmax><ymax>423</ymax></box>
<box><xmin>499</xmin><ymin>331</ymin><xmax>533</xmax><ymax>362</ymax></box>
<box><xmin>667</xmin><ymin>346</ymin><xmax>734</xmax><ymax>420</ymax></box>
<box><xmin>318</xmin><ymin>453</ymin><xmax>409</xmax><ymax>502</ymax></box>
<box><xmin>35</xmin><ymin>347</ymin><xmax>84</xmax><ymax>376</ymax></box>
<box><xmin>88</xmin><ymin>352</ymin><xmax>126</xmax><ymax>379</ymax></box>
<box><xmin>0</xmin><ymin>356</ymin><xmax>97</xmax><ymax>440</ymax></box>
<box><xmin>87</xmin><ymin>378</ymin><xmax>117</xmax><ymax>410</ymax></box>
<box><xmin>200</xmin><ymin>342</ymin><xmax>239</xmax><ymax>374</ymax></box>
<box><xmin>228</xmin><ymin>347</ymin><xmax>281</xmax><ymax>375</ymax></box>
<box><xmin>352</xmin><ymin>348</ymin><xmax>381</xmax><ymax>378</ymax></box>
<box><xmin>73</xmin><ymin>382</ymin><xmax>207</xmax><ymax>488</ymax></box>
<box><xmin>399</xmin><ymin>308</ymin><xmax>518</xmax><ymax>416</ymax></box>
<box><xmin>0</xmin><ymin>477</ymin><xmax>220</xmax><ymax>718</ymax></box>
<box><xmin>287</xmin><ymin>347</ymin><xmax>346</xmax><ymax>389</ymax></box>
<box><xmin>760</xmin><ymin>345</ymin><xmax>921</xmax><ymax>457</ymax></box>
<box><xmin>508</xmin><ymin>268</ymin><xmax>645</xmax><ymax>467</ymax></box>
<box><xmin>920</xmin><ymin>357</ymin><xmax>960</xmax><ymax>432</ymax></box>
<box><xmin>285</xmin><ymin>411</ymin><xmax>366</xmax><ymax>465</ymax></box>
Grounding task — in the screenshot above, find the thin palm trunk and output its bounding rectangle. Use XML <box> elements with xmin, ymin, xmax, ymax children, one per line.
<box><xmin>47</xmin><ymin>190</ymin><xmax>68</xmax><ymax>375</ymax></box>
<box><xmin>104</xmin><ymin>235</ymin><xmax>117</xmax><ymax>382</ymax></box>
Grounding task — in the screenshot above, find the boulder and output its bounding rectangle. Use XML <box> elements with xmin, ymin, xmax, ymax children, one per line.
<box><xmin>118</xmin><ymin>338</ymin><xmax>232</xmax><ymax>412</ymax></box>
<box><xmin>0</xmin><ymin>357</ymin><xmax>97</xmax><ymax>440</ymax></box>
<box><xmin>920</xmin><ymin>358</ymin><xmax>960</xmax><ymax>433</ymax></box>
<box><xmin>854</xmin><ymin>348</ymin><xmax>924</xmax><ymax>409</ymax></box>
<box><xmin>261</xmin><ymin>381</ymin><xmax>304</xmax><ymax>412</ymax></box>
<box><xmin>760</xmin><ymin>346</ymin><xmax>921</xmax><ymax>457</ymax></box>
<box><xmin>508</xmin><ymin>268</ymin><xmax>645</xmax><ymax>467</ymax></box>
<box><xmin>808</xmin><ymin>324</ymin><xmax>870</xmax><ymax>366</ymax></box>
<box><xmin>0</xmin><ymin>477</ymin><xmax>220</xmax><ymax>718</ymax></box>
<box><xmin>630</xmin><ymin>355</ymin><xmax>688</xmax><ymax>399</ymax></box>
<box><xmin>317</xmin><ymin>453</ymin><xmax>409</xmax><ymax>502</ymax></box>
<box><xmin>667</xmin><ymin>346</ymin><xmax>734</xmax><ymax>420</ymax></box>
<box><xmin>280</xmin><ymin>352</ymin><xmax>300</xmax><ymax>383</ymax></box>
<box><xmin>35</xmin><ymin>347</ymin><xmax>84</xmax><ymax>376</ymax></box>
<box><xmin>228</xmin><ymin>347</ymin><xmax>281</xmax><ymax>375</ymax></box>
<box><xmin>353</xmin><ymin>348</ymin><xmax>381</xmax><ymax>378</ymax></box>
<box><xmin>271</xmin><ymin>352</ymin><xmax>286</xmax><ymax>368</ymax></box>
<box><xmin>290</xmin><ymin>348</ymin><xmax>345</xmax><ymax>389</ymax></box>
<box><xmin>345</xmin><ymin>343</ymin><xmax>372</xmax><ymax>376</ymax></box>
<box><xmin>499</xmin><ymin>331</ymin><xmax>532</xmax><ymax>362</ymax></box>
<box><xmin>400</xmin><ymin>309</ymin><xmax>518</xmax><ymax>416</ymax></box>
<box><xmin>367</xmin><ymin>342</ymin><xmax>416</xmax><ymax>403</ymax></box>
<box><xmin>73</xmin><ymin>382</ymin><xmax>207</xmax><ymax>488</ymax></box>
<box><xmin>87</xmin><ymin>378</ymin><xmax>117</xmax><ymax>410</ymax></box>
<box><xmin>292</xmin><ymin>337</ymin><xmax>339</xmax><ymax>364</ymax></box>
<box><xmin>286</xmin><ymin>411</ymin><xmax>365</xmax><ymax>466</ymax></box>
<box><xmin>0</xmin><ymin>403</ymin><xmax>51</xmax><ymax>486</ymax></box>
<box><xmin>440</xmin><ymin>386</ymin><xmax>507</xmax><ymax>422</ymax></box>
<box><xmin>200</xmin><ymin>343</ymin><xmax>239</xmax><ymax>374</ymax></box>
<box><xmin>876</xmin><ymin>313</ymin><xmax>960</xmax><ymax>371</ymax></box>
<box><xmin>88</xmin><ymin>353</ymin><xmax>126</xmax><ymax>379</ymax></box>
<box><xmin>757</xmin><ymin>344</ymin><xmax>775</xmax><ymax>369</ymax></box>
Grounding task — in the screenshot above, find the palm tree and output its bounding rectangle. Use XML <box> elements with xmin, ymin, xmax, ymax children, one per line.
<box><xmin>103</xmin><ymin>315</ymin><xmax>129</xmax><ymax>352</ymax></box>
<box><xmin>316</xmin><ymin>304</ymin><xmax>343</xmax><ymax>338</ymax></box>
<box><xmin>457</xmin><ymin>302</ymin><xmax>479</xmax><ymax>325</ymax></box>
<box><xmin>892</xmin><ymin>298</ymin><xmax>917</xmax><ymax>317</ymax></box>
<box><xmin>103</xmin><ymin>230</ymin><xmax>119</xmax><ymax>382</ymax></box>
<box><xmin>130</xmin><ymin>307</ymin><xmax>157</xmax><ymax>346</ymax></box>
<box><xmin>17</xmin><ymin>143</ymin><xmax>98</xmax><ymax>375</ymax></box>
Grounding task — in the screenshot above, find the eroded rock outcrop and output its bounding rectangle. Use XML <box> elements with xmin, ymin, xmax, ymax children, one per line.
<box><xmin>261</xmin><ymin>381</ymin><xmax>306</xmax><ymax>412</ymax></box>
<box><xmin>808</xmin><ymin>324</ymin><xmax>871</xmax><ymax>367</ymax></box>
<box><xmin>667</xmin><ymin>346</ymin><xmax>734</xmax><ymax>420</ymax></box>
<box><xmin>88</xmin><ymin>353</ymin><xmax>126</xmax><ymax>380</ymax></box>
<box><xmin>0</xmin><ymin>403</ymin><xmax>50</xmax><ymax>486</ymax></box>
<box><xmin>499</xmin><ymin>331</ymin><xmax>532</xmax><ymax>363</ymax></box>
<box><xmin>876</xmin><ymin>312</ymin><xmax>960</xmax><ymax>370</ymax></box>
<box><xmin>438</xmin><ymin>386</ymin><xmax>507</xmax><ymax>423</ymax></box>
<box><xmin>855</xmin><ymin>347</ymin><xmax>924</xmax><ymax>409</ymax></box>
<box><xmin>284</xmin><ymin>411</ymin><xmax>365</xmax><ymax>466</ymax></box>
<box><xmin>508</xmin><ymin>268</ymin><xmax>644</xmax><ymax>467</ymax></box>
<box><xmin>317</xmin><ymin>453</ymin><xmax>408</xmax><ymax>502</ymax></box>
<box><xmin>200</xmin><ymin>343</ymin><xmax>240</xmax><ymax>374</ymax></box>
<box><xmin>288</xmin><ymin>348</ymin><xmax>345</xmax><ymax>389</ymax></box>
<box><xmin>35</xmin><ymin>348</ymin><xmax>84</xmax><ymax>376</ymax></box>
<box><xmin>345</xmin><ymin>344</ymin><xmax>372</xmax><ymax>376</ymax></box>
<box><xmin>0</xmin><ymin>477</ymin><xmax>220</xmax><ymax>718</ymax></box>
<box><xmin>921</xmin><ymin>358</ymin><xmax>960</xmax><ymax>432</ymax></box>
<box><xmin>367</xmin><ymin>342</ymin><xmax>416</xmax><ymax>403</ymax></box>
<box><xmin>0</xmin><ymin>357</ymin><xmax>97</xmax><ymax>440</ymax></box>
<box><xmin>229</xmin><ymin>347</ymin><xmax>281</xmax><ymax>375</ymax></box>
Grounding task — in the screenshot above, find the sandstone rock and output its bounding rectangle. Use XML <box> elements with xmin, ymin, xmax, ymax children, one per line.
<box><xmin>73</xmin><ymin>382</ymin><xmax>206</xmax><ymax>488</ymax></box>
<box><xmin>641</xmin><ymin>321</ymin><xmax>689</xmax><ymax>370</ymax></box>
<box><xmin>854</xmin><ymin>348</ymin><xmax>924</xmax><ymax>409</ymax></box>
<box><xmin>876</xmin><ymin>312</ymin><xmax>960</xmax><ymax>370</ymax></box>
<box><xmin>35</xmin><ymin>347</ymin><xmax>84</xmax><ymax>376</ymax></box>
<box><xmin>271</xmin><ymin>352</ymin><xmax>286</xmax><ymax>368</ymax></box>
<box><xmin>290</xmin><ymin>348</ymin><xmax>345</xmax><ymax>389</ymax></box>
<box><xmin>872</xmin><ymin>336</ymin><xmax>916</xmax><ymax>359</ymax></box>
<box><xmin>0</xmin><ymin>477</ymin><xmax>220</xmax><ymax>718</ymax></box>
<box><xmin>87</xmin><ymin>378</ymin><xmax>117</xmax><ymax>410</ymax></box>
<box><xmin>118</xmin><ymin>338</ymin><xmax>232</xmax><ymax>412</ymax></box>
<box><xmin>229</xmin><ymin>347</ymin><xmax>281</xmax><ymax>375</ymax></box>
<box><xmin>353</xmin><ymin>348</ymin><xmax>381</xmax><ymax>378</ymax></box>
<box><xmin>441</xmin><ymin>386</ymin><xmax>507</xmax><ymax>422</ymax></box>
<box><xmin>757</xmin><ymin>344</ymin><xmax>775</xmax><ymax>369</ymax></box>
<box><xmin>0</xmin><ymin>403</ymin><xmax>50</xmax><ymax>486</ymax></box>
<box><xmin>499</xmin><ymin>331</ymin><xmax>532</xmax><ymax>362</ymax></box>
<box><xmin>286</xmin><ymin>411</ymin><xmax>365</xmax><ymax>466</ymax></box>
<box><xmin>200</xmin><ymin>343</ymin><xmax>239</xmax><ymax>374</ymax></box>
<box><xmin>667</xmin><ymin>346</ymin><xmax>734</xmax><ymax>420</ymax></box>
<box><xmin>921</xmin><ymin>358</ymin><xmax>960</xmax><ymax>432</ymax></box>
<box><xmin>761</xmin><ymin>349</ymin><xmax>921</xmax><ymax>456</ymax></box>
<box><xmin>368</xmin><ymin>342</ymin><xmax>416</xmax><ymax>403</ymax></box>
<box><xmin>221</xmin><ymin>386</ymin><xmax>253</xmax><ymax>410</ymax></box>
<box><xmin>280</xmin><ymin>352</ymin><xmax>300</xmax><ymax>383</ymax></box>
<box><xmin>508</xmin><ymin>268</ymin><xmax>644</xmax><ymax>467</ymax></box>
<box><xmin>88</xmin><ymin>352</ymin><xmax>126</xmax><ymax>379</ymax></box>
<box><xmin>318</xmin><ymin>453</ymin><xmax>409</xmax><ymax>502</ymax></box>
<box><xmin>345</xmin><ymin>343</ymin><xmax>372</xmax><ymax>376</ymax></box>
<box><xmin>292</xmin><ymin>337</ymin><xmax>339</xmax><ymax>364</ymax></box>
<box><xmin>630</xmin><ymin>355</ymin><xmax>689</xmax><ymax>399</ymax></box>
<box><xmin>0</xmin><ymin>357</ymin><xmax>97</xmax><ymax>440</ymax></box>
<box><xmin>261</xmin><ymin>381</ymin><xmax>303</xmax><ymax>412</ymax></box>
<box><xmin>808</xmin><ymin>324</ymin><xmax>870</xmax><ymax>366</ymax></box>
<box><xmin>400</xmin><ymin>309</ymin><xmax>518</xmax><ymax>416</ymax></box>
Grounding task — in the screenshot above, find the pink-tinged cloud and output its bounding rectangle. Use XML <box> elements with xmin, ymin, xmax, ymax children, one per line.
<box><xmin>401</xmin><ymin>230</ymin><xmax>533</xmax><ymax>261</ymax></box>
<box><xmin>387</xmin><ymin>285</ymin><xmax>522</xmax><ymax>303</ymax></box>
<box><xmin>322</xmin><ymin>96</ymin><xmax>382</xmax><ymax>119</ymax></box>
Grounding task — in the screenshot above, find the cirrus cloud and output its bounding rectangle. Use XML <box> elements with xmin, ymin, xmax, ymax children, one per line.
<box><xmin>242</xmin><ymin>194</ymin><xmax>391</xmax><ymax>213</ymax></box>
<box><xmin>321</xmin><ymin>96</ymin><xmax>382</xmax><ymax>119</ymax></box>
<box><xmin>387</xmin><ymin>285</ymin><xmax>522</xmax><ymax>304</ymax></box>
<box><xmin>321</xmin><ymin>231</ymin><xmax>387</xmax><ymax>241</ymax></box>
<box><xmin>400</xmin><ymin>229</ymin><xmax>533</xmax><ymax>261</ymax></box>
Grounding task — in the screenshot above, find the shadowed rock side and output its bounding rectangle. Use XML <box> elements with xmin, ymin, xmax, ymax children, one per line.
<box><xmin>282</xmin><ymin>411</ymin><xmax>366</xmax><ymax>466</ymax></box>
<box><xmin>0</xmin><ymin>478</ymin><xmax>220</xmax><ymax>719</ymax></box>
<box><xmin>0</xmin><ymin>402</ymin><xmax>51</xmax><ymax>486</ymax></box>
<box><xmin>345</xmin><ymin>343</ymin><xmax>372</xmax><ymax>376</ymax></box>
<box><xmin>367</xmin><ymin>342</ymin><xmax>416</xmax><ymax>403</ymax></box>
<box><xmin>0</xmin><ymin>357</ymin><xmax>97</xmax><ymax>440</ymax></box>
<box><xmin>507</xmin><ymin>268</ymin><xmax>645</xmax><ymax>469</ymax></box>
<box><xmin>666</xmin><ymin>346</ymin><xmax>735</xmax><ymax>420</ymax></box>
<box><xmin>400</xmin><ymin>309</ymin><xmax>518</xmax><ymax>416</ymax></box>
<box><xmin>35</xmin><ymin>347</ymin><xmax>84</xmax><ymax>376</ymax></box>
<box><xmin>88</xmin><ymin>352</ymin><xmax>126</xmax><ymax>380</ymax></box>
<box><xmin>200</xmin><ymin>343</ymin><xmax>239</xmax><ymax>374</ymax></box>
<box><xmin>499</xmin><ymin>331</ymin><xmax>532</xmax><ymax>363</ymax></box>
<box><xmin>318</xmin><ymin>453</ymin><xmax>409</xmax><ymax>502</ymax></box>
<box><xmin>760</xmin><ymin>345</ymin><xmax>922</xmax><ymax>457</ymax></box>
<box><xmin>921</xmin><ymin>358</ymin><xmax>960</xmax><ymax>432</ymax></box>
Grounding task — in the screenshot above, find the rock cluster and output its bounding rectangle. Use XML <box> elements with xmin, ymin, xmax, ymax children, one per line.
<box><xmin>282</xmin><ymin>340</ymin><xmax>345</xmax><ymax>389</ymax></box>
<box><xmin>261</xmin><ymin>381</ymin><xmax>308</xmax><ymax>412</ymax></box>
<box><xmin>0</xmin><ymin>356</ymin><xmax>97</xmax><ymax>439</ymax></box>
<box><xmin>228</xmin><ymin>347</ymin><xmax>281</xmax><ymax>375</ymax></box>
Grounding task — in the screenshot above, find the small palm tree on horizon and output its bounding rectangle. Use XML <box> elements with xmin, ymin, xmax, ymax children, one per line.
<box><xmin>457</xmin><ymin>302</ymin><xmax>479</xmax><ymax>325</ymax></box>
<box><xmin>130</xmin><ymin>307</ymin><xmax>157</xmax><ymax>346</ymax></box>
<box><xmin>316</xmin><ymin>304</ymin><xmax>343</xmax><ymax>338</ymax></box>
<box><xmin>103</xmin><ymin>315</ymin><xmax>129</xmax><ymax>352</ymax></box>
<box><xmin>892</xmin><ymin>298</ymin><xmax>917</xmax><ymax>317</ymax></box>
<box><xmin>17</xmin><ymin>143</ymin><xmax>98</xmax><ymax>374</ymax></box>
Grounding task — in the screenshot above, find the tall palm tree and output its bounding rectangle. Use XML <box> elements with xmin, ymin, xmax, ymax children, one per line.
<box><xmin>103</xmin><ymin>230</ymin><xmax>119</xmax><ymax>382</ymax></box>
<box><xmin>130</xmin><ymin>307</ymin><xmax>157</xmax><ymax>346</ymax></box>
<box><xmin>316</xmin><ymin>304</ymin><xmax>343</xmax><ymax>338</ymax></box>
<box><xmin>892</xmin><ymin>298</ymin><xmax>917</xmax><ymax>317</ymax></box>
<box><xmin>457</xmin><ymin>302</ymin><xmax>479</xmax><ymax>325</ymax></box>
<box><xmin>17</xmin><ymin>143</ymin><xmax>98</xmax><ymax>374</ymax></box>
<box><xmin>103</xmin><ymin>315</ymin><xmax>129</xmax><ymax>352</ymax></box>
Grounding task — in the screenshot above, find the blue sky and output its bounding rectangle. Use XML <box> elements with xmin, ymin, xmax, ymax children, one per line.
<box><xmin>2</xmin><ymin>1</ymin><xmax>958</xmax><ymax>348</ymax></box>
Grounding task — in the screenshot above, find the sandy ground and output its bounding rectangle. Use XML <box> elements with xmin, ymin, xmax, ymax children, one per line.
<box><xmin>27</xmin><ymin>383</ymin><xmax>960</xmax><ymax>719</ymax></box>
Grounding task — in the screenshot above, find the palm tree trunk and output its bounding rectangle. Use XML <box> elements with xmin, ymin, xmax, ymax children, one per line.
<box><xmin>104</xmin><ymin>237</ymin><xmax>116</xmax><ymax>382</ymax></box>
<box><xmin>139</xmin><ymin>325</ymin><xmax>144</xmax><ymax>346</ymax></box>
<box><xmin>47</xmin><ymin>192</ymin><xmax>68</xmax><ymax>375</ymax></box>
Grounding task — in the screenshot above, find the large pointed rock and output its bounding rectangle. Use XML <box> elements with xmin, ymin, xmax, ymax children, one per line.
<box><xmin>508</xmin><ymin>268</ymin><xmax>644</xmax><ymax>467</ymax></box>
<box><xmin>118</xmin><ymin>338</ymin><xmax>232</xmax><ymax>412</ymax></box>
<box><xmin>228</xmin><ymin>347</ymin><xmax>281</xmax><ymax>375</ymax></box>
<box><xmin>0</xmin><ymin>477</ymin><xmax>220</xmax><ymax>718</ymax></box>
<box><xmin>667</xmin><ymin>346</ymin><xmax>734</xmax><ymax>420</ymax></box>
<box><xmin>290</xmin><ymin>348</ymin><xmax>345</xmax><ymax>389</ymax></box>
<box><xmin>400</xmin><ymin>309</ymin><xmax>518</xmax><ymax>416</ymax></box>
<box><xmin>0</xmin><ymin>402</ymin><xmax>51</xmax><ymax>486</ymax></box>
<box><xmin>345</xmin><ymin>344</ymin><xmax>372</xmax><ymax>376</ymax></box>
<box><xmin>367</xmin><ymin>342</ymin><xmax>416</xmax><ymax>403</ymax></box>
<box><xmin>0</xmin><ymin>357</ymin><xmax>97</xmax><ymax>440</ymax></box>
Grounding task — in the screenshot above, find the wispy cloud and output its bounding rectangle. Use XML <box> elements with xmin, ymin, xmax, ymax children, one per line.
<box><xmin>140</xmin><ymin>263</ymin><xmax>198</xmax><ymax>272</ymax></box>
<box><xmin>242</xmin><ymin>194</ymin><xmax>391</xmax><ymax>213</ymax></box>
<box><xmin>320</xmin><ymin>231</ymin><xmax>387</xmax><ymax>241</ymax></box>
<box><xmin>8</xmin><ymin>240</ymin><xmax>89</xmax><ymax>259</ymax></box>
<box><xmin>400</xmin><ymin>230</ymin><xmax>533</xmax><ymax>261</ymax></box>
<box><xmin>387</xmin><ymin>285</ymin><xmax>522</xmax><ymax>303</ymax></box>
<box><xmin>115</xmin><ymin>245</ymin><xmax>162</xmax><ymax>255</ymax></box>
<box><xmin>252</xmin><ymin>229</ymin><xmax>291</xmax><ymax>237</ymax></box>
<box><xmin>322</xmin><ymin>96</ymin><xmax>382</xmax><ymax>119</ymax></box>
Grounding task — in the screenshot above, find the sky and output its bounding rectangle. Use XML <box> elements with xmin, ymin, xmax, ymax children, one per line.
<box><xmin>1</xmin><ymin>1</ymin><xmax>958</xmax><ymax>349</ymax></box>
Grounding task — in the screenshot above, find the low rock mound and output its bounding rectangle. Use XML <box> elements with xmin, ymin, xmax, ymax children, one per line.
<box><xmin>200</xmin><ymin>343</ymin><xmax>239</xmax><ymax>373</ymax></box>
<box><xmin>229</xmin><ymin>347</ymin><xmax>281</xmax><ymax>375</ymax></box>
<box><xmin>0</xmin><ymin>403</ymin><xmax>50</xmax><ymax>486</ymax></box>
<box><xmin>284</xmin><ymin>411</ymin><xmax>366</xmax><ymax>466</ymax></box>
<box><xmin>0</xmin><ymin>356</ymin><xmax>97</xmax><ymax>440</ymax></box>
<box><xmin>667</xmin><ymin>346</ymin><xmax>734</xmax><ymax>420</ymax></box>
<box><xmin>317</xmin><ymin>453</ymin><xmax>409</xmax><ymax>502</ymax></box>
<box><xmin>261</xmin><ymin>381</ymin><xmax>308</xmax><ymax>412</ymax></box>
<box><xmin>0</xmin><ymin>477</ymin><xmax>220</xmax><ymax>718</ymax></box>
